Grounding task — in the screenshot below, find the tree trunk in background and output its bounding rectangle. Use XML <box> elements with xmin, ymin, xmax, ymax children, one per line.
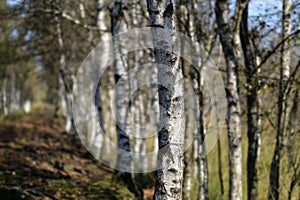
<box><xmin>215</xmin><ymin>0</ymin><xmax>243</xmax><ymax>199</ymax></box>
<box><xmin>111</xmin><ymin>1</ymin><xmax>143</xmax><ymax>199</ymax></box>
<box><xmin>150</xmin><ymin>52</ymin><xmax>160</xmax><ymax>170</ymax></box>
<box><xmin>196</xmin><ymin>72</ymin><xmax>209</xmax><ymax>200</ymax></box>
<box><xmin>59</xmin><ymin>74</ymin><xmax>67</xmax><ymax>118</ymax></box>
<box><xmin>9</xmin><ymin>74</ymin><xmax>21</xmax><ymax>113</ymax></box>
<box><xmin>107</xmin><ymin>68</ymin><xmax>116</xmax><ymax>154</ymax></box>
<box><xmin>146</xmin><ymin>0</ymin><xmax>185</xmax><ymax>199</ymax></box>
<box><xmin>2</xmin><ymin>78</ymin><xmax>8</xmax><ymax>116</ymax></box>
<box><xmin>99</xmin><ymin>0</ymin><xmax>116</xmax><ymax>153</ymax></box>
<box><xmin>131</xmin><ymin>0</ymin><xmax>148</xmax><ymax>173</ymax></box>
<box><xmin>78</xmin><ymin>0</ymin><xmax>105</xmax><ymax>158</ymax></box>
<box><xmin>287</xmin><ymin>89</ymin><xmax>298</xmax><ymax>166</ymax></box>
<box><xmin>287</xmin><ymin>89</ymin><xmax>299</xmax><ymax>200</ymax></box>
<box><xmin>216</xmin><ymin>44</ymin><xmax>224</xmax><ymax>197</ymax></box>
<box><xmin>179</xmin><ymin>3</ymin><xmax>194</xmax><ymax>199</ymax></box>
<box><xmin>93</xmin><ymin>0</ymin><xmax>110</xmax><ymax>158</ymax></box>
<box><xmin>181</xmin><ymin>1</ymin><xmax>210</xmax><ymax>198</ymax></box>
<box><xmin>268</xmin><ymin>0</ymin><xmax>291</xmax><ymax>199</ymax></box>
<box><xmin>240</xmin><ymin>2</ymin><xmax>261</xmax><ymax>199</ymax></box>
<box><xmin>183</xmin><ymin>74</ymin><xmax>194</xmax><ymax>200</ymax></box>
<box><xmin>55</xmin><ymin>16</ymin><xmax>74</xmax><ymax>133</ymax></box>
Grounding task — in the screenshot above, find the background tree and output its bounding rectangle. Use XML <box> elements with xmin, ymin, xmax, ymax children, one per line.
<box><xmin>268</xmin><ymin>0</ymin><xmax>292</xmax><ymax>199</ymax></box>
<box><xmin>239</xmin><ymin>0</ymin><xmax>262</xmax><ymax>199</ymax></box>
<box><xmin>215</xmin><ymin>0</ymin><xmax>245</xmax><ymax>199</ymax></box>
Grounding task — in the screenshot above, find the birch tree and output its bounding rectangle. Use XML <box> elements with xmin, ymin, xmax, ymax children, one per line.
<box><xmin>215</xmin><ymin>0</ymin><xmax>244</xmax><ymax>199</ymax></box>
<box><xmin>94</xmin><ymin>0</ymin><xmax>118</xmax><ymax>157</ymax></box>
<box><xmin>111</xmin><ymin>0</ymin><xmax>143</xmax><ymax>199</ymax></box>
<box><xmin>177</xmin><ymin>1</ymin><xmax>213</xmax><ymax>198</ymax></box>
<box><xmin>146</xmin><ymin>0</ymin><xmax>185</xmax><ymax>199</ymax></box>
<box><xmin>55</xmin><ymin>16</ymin><xmax>74</xmax><ymax>133</ymax></box>
<box><xmin>268</xmin><ymin>0</ymin><xmax>292</xmax><ymax>199</ymax></box>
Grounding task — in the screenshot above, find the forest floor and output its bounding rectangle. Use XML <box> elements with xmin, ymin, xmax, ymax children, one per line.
<box><xmin>0</xmin><ymin>112</ymin><xmax>154</xmax><ymax>200</ymax></box>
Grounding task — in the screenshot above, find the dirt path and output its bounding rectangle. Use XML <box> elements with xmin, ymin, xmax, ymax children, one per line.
<box><xmin>0</xmin><ymin>115</ymin><xmax>137</xmax><ymax>200</ymax></box>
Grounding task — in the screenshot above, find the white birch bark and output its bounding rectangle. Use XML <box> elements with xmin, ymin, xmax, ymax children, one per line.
<box><xmin>131</xmin><ymin>0</ymin><xmax>148</xmax><ymax>172</ymax></box>
<box><xmin>107</xmin><ymin>68</ymin><xmax>116</xmax><ymax>154</ymax></box>
<box><xmin>197</xmin><ymin>75</ymin><xmax>209</xmax><ymax>200</ymax></box>
<box><xmin>95</xmin><ymin>0</ymin><xmax>115</xmax><ymax>155</ymax></box>
<box><xmin>2</xmin><ymin>78</ymin><xmax>8</xmax><ymax>116</ymax></box>
<box><xmin>111</xmin><ymin>0</ymin><xmax>143</xmax><ymax>198</ymax></box>
<box><xmin>146</xmin><ymin>1</ymin><xmax>186</xmax><ymax>199</ymax></box>
<box><xmin>58</xmin><ymin>74</ymin><xmax>67</xmax><ymax>117</ymax></box>
<box><xmin>215</xmin><ymin>0</ymin><xmax>243</xmax><ymax>199</ymax></box>
<box><xmin>23</xmin><ymin>100</ymin><xmax>31</xmax><ymax>114</ymax></box>
<box><xmin>55</xmin><ymin>16</ymin><xmax>73</xmax><ymax>133</ymax></box>
<box><xmin>112</xmin><ymin>0</ymin><xmax>132</xmax><ymax>173</ymax></box>
<box><xmin>150</xmin><ymin>59</ymin><xmax>160</xmax><ymax>169</ymax></box>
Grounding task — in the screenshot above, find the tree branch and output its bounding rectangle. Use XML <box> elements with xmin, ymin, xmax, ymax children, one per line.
<box><xmin>257</xmin><ymin>29</ymin><xmax>300</xmax><ymax>70</ymax></box>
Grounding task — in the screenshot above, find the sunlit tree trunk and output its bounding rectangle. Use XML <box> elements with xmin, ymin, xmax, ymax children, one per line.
<box><xmin>150</xmin><ymin>56</ymin><xmax>160</xmax><ymax>169</ymax></box>
<box><xmin>215</xmin><ymin>0</ymin><xmax>243</xmax><ymax>199</ymax></box>
<box><xmin>111</xmin><ymin>0</ymin><xmax>143</xmax><ymax>199</ymax></box>
<box><xmin>146</xmin><ymin>0</ymin><xmax>186</xmax><ymax>199</ymax></box>
<box><xmin>268</xmin><ymin>0</ymin><xmax>291</xmax><ymax>199</ymax></box>
<box><xmin>196</xmin><ymin>73</ymin><xmax>209</xmax><ymax>200</ymax></box>
<box><xmin>55</xmin><ymin>16</ymin><xmax>74</xmax><ymax>133</ymax></box>
<box><xmin>131</xmin><ymin>0</ymin><xmax>148</xmax><ymax>173</ymax></box>
<box><xmin>90</xmin><ymin>0</ymin><xmax>111</xmax><ymax>158</ymax></box>
<box><xmin>97</xmin><ymin>0</ymin><xmax>116</xmax><ymax>154</ymax></box>
<box><xmin>107</xmin><ymin>68</ymin><xmax>116</xmax><ymax>154</ymax></box>
<box><xmin>2</xmin><ymin>78</ymin><xmax>8</xmax><ymax>116</ymax></box>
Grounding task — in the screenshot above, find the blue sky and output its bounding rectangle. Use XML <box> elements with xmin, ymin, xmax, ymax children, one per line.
<box><xmin>6</xmin><ymin>0</ymin><xmax>299</xmax><ymax>33</ymax></box>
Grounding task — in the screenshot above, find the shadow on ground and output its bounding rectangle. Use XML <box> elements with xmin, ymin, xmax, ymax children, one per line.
<box><xmin>0</xmin><ymin>112</ymin><xmax>152</xmax><ymax>199</ymax></box>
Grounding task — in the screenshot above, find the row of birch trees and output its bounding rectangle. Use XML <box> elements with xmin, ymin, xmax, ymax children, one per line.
<box><xmin>1</xmin><ymin>0</ymin><xmax>300</xmax><ymax>199</ymax></box>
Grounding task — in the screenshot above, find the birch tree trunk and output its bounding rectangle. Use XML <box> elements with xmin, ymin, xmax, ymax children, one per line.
<box><xmin>131</xmin><ymin>0</ymin><xmax>149</xmax><ymax>173</ymax></box>
<box><xmin>215</xmin><ymin>0</ymin><xmax>243</xmax><ymax>199</ymax></box>
<box><xmin>287</xmin><ymin>90</ymin><xmax>299</xmax><ymax>200</ymax></box>
<box><xmin>55</xmin><ymin>16</ymin><xmax>74</xmax><ymax>133</ymax></box>
<box><xmin>100</xmin><ymin>0</ymin><xmax>116</xmax><ymax>153</ymax></box>
<box><xmin>196</xmin><ymin>72</ymin><xmax>209</xmax><ymax>200</ymax></box>
<box><xmin>183</xmin><ymin>74</ymin><xmax>194</xmax><ymax>200</ymax></box>
<box><xmin>239</xmin><ymin>2</ymin><xmax>261</xmax><ymax>199</ymax></box>
<box><xmin>179</xmin><ymin>1</ymin><xmax>210</xmax><ymax>198</ymax></box>
<box><xmin>92</xmin><ymin>0</ymin><xmax>110</xmax><ymax>158</ymax></box>
<box><xmin>111</xmin><ymin>1</ymin><xmax>143</xmax><ymax>199</ymax></box>
<box><xmin>146</xmin><ymin>1</ymin><xmax>185</xmax><ymax>199</ymax></box>
<box><xmin>2</xmin><ymin>78</ymin><xmax>8</xmax><ymax>116</ymax></box>
<box><xmin>179</xmin><ymin>3</ymin><xmax>194</xmax><ymax>199</ymax></box>
<box><xmin>150</xmin><ymin>57</ymin><xmax>160</xmax><ymax>169</ymax></box>
<box><xmin>268</xmin><ymin>0</ymin><xmax>291</xmax><ymax>199</ymax></box>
